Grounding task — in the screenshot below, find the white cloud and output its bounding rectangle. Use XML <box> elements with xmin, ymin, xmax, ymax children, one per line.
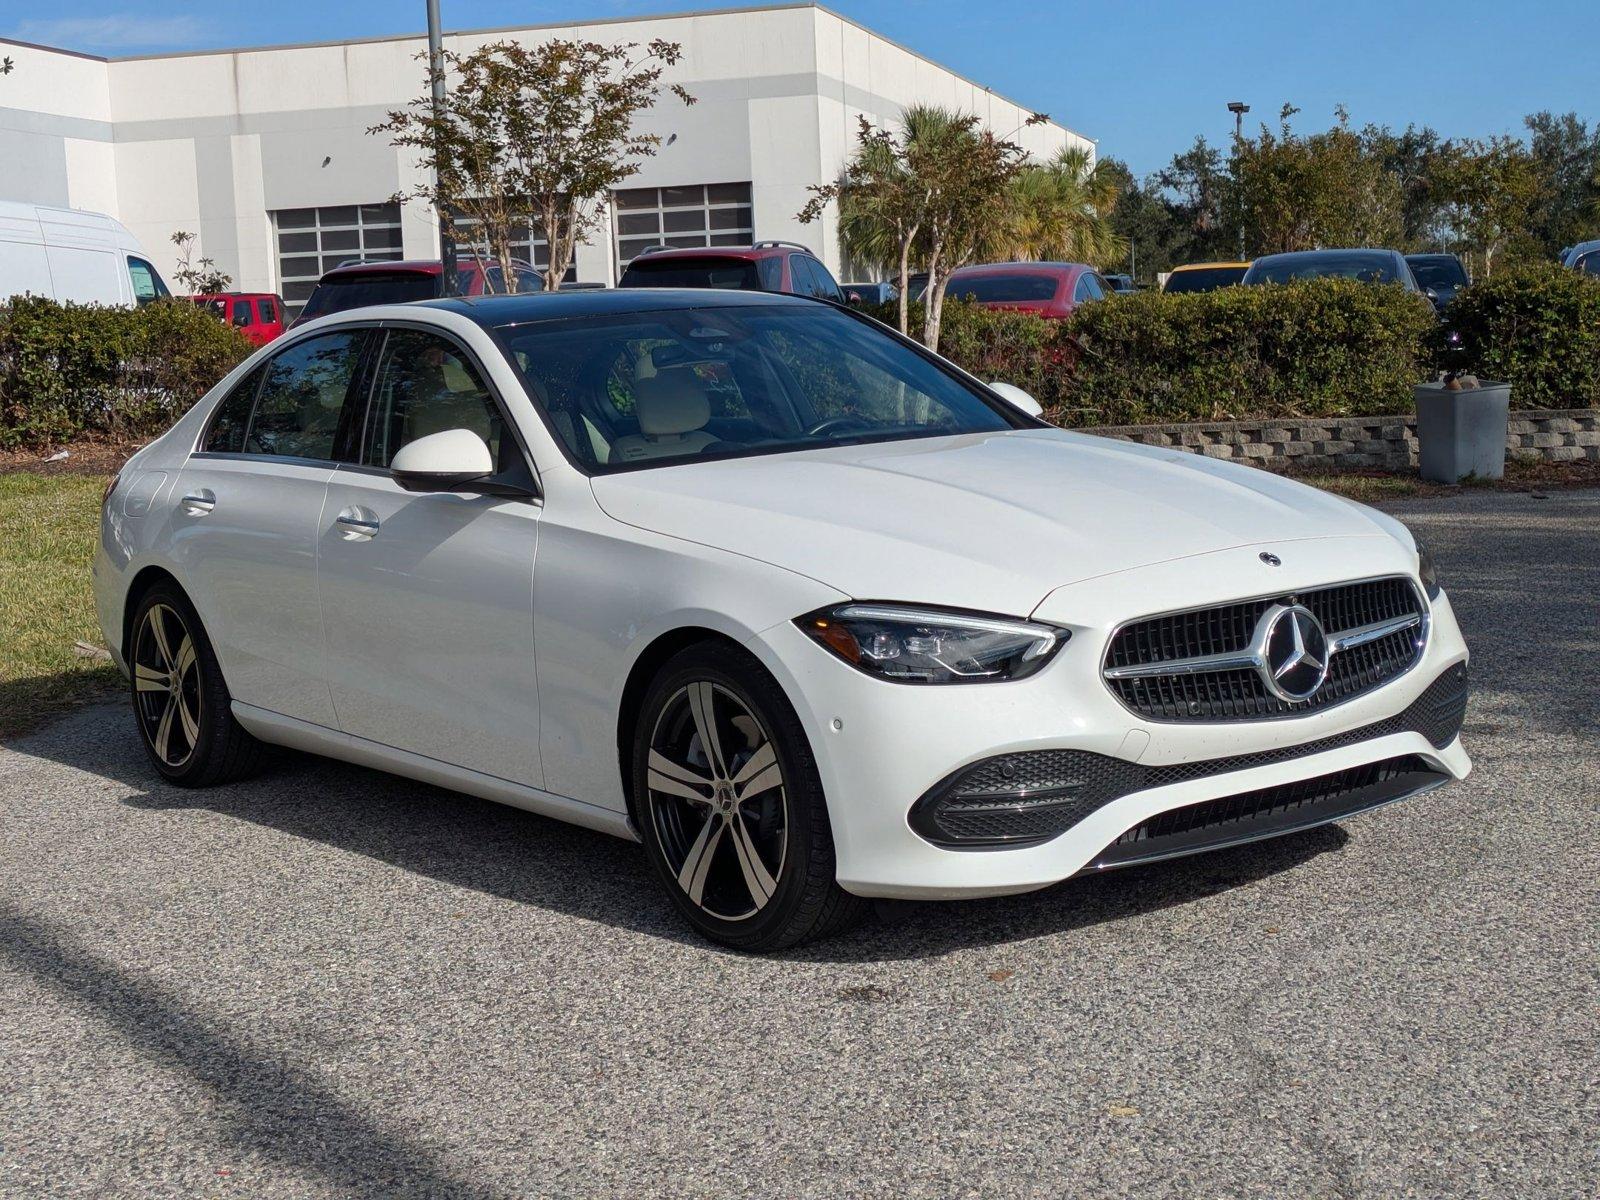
<box><xmin>11</xmin><ymin>14</ymin><xmax>211</xmax><ymax>52</ymax></box>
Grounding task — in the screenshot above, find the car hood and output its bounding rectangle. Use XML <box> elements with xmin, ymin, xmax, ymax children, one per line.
<box><xmin>588</xmin><ymin>428</ymin><xmax>1399</xmax><ymax>616</ymax></box>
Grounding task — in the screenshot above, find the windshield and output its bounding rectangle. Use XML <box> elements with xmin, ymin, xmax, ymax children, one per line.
<box><xmin>498</xmin><ymin>304</ymin><xmax>1019</xmax><ymax>472</ymax></box>
<box><xmin>619</xmin><ymin>257</ymin><xmax>762</xmax><ymax>290</ymax></box>
<box><xmin>1407</xmin><ymin>257</ymin><xmax>1468</xmax><ymax>290</ymax></box>
<box><xmin>300</xmin><ymin>272</ymin><xmax>439</xmax><ymax>321</ymax></box>
<box><xmin>947</xmin><ymin>273</ymin><xmax>1060</xmax><ymax>303</ymax></box>
<box><xmin>1246</xmin><ymin>253</ymin><xmax>1402</xmax><ymax>286</ymax></box>
<box><xmin>1164</xmin><ymin>265</ymin><xmax>1248</xmax><ymax>293</ymax></box>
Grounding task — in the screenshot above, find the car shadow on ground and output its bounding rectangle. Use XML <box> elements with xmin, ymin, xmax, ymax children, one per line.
<box><xmin>20</xmin><ymin>703</ymin><xmax>1349</xmax><ymax>963</ymax></box>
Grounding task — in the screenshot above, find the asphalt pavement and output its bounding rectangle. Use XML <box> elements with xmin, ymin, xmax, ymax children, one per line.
<box><xmin>1</xmin><ymin>489</ymin><xmax>1596</xmax><ymax>1198</ymax></box>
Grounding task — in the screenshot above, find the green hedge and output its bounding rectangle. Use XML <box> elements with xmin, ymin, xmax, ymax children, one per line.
<box><xmin>1444</xmin><ymin>263</ymin><xmax>1600</xmax><ymax>408</ymax></box>
<box><xmin>1058</xmin><ymin>280</ymin><xmax>1438</xmax><ymax>426</ymax></box>
<box><xmin>0</xmin><ymin>296</ymin><xmax>253</xmax><ymax>449</ymax></box>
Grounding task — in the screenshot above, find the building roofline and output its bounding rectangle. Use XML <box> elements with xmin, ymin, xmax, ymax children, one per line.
<box><xmin>0</xmin><ymin>35</ymin><xmax>110</xmax><ymax>62</ymax></box>
<box><xmin>2</xmin><ymin>3</ymin><xmax>816</xmax><ymax>62</ymax></box>
<box><xmin>0</xmin><ymin>0</ymin><xmax>1087</xmax><ymax>143</ymax></box>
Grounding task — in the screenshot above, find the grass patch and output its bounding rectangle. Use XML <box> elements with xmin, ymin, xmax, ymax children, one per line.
<box><xmin>0</xmin><ymin>472</ymin><xmax>119</xmax><ymax>741</ymax></box>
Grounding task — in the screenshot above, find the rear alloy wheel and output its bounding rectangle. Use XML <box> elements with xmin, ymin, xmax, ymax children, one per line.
<box><xmin>634</xmin><ymin>644</ymin><xmax>868</xmax><ymax>950</ymax></box>
<box><xmin>128</xmin><ymin>582</ymin><xmax>263</xmax><ymax>787</ymax></box>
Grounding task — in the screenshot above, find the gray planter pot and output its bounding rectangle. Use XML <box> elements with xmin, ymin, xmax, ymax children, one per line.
<box><xmin>1414</xmin><ymin>381</ymin><xmax>1511</xmax><ymax>482</ymax></box>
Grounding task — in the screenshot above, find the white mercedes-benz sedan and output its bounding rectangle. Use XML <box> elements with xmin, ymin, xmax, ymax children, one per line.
<box><xmin>95</xmin><ymin>290</ymin><xmax>1471</xmax><ymax>949</ymax></box>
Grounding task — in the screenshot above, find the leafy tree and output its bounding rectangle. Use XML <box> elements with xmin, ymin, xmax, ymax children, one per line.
<box><xmin>1159</xmin><ymin>136</ymin><xmax>1233</xmax><ymax>253</ymax></box>
<box><xmin>993</xmin><ymin>147</ymin><xmax>1126</xmax><ymax>268</ymax></box>
<box><xmin>1435</xmin><ymin>135</ymin><xmax>1542</xmax><ymax>277</ymax></box>
<box><xmin>371</xmin><ymin>39</ymin><xmax>694</xmax><ymax>292</ymax></box>
<box><xmin>1523</xmin><ymin>111</ymin><xmax>1600</xmax><ymax>256</ymax></box>
<box><xmin>169</xmin><ymin>231</ymin><xmax>232</xmax><ymax>294</ymax></box>
<box><xmin>804</xmin><ymin>117</ymin><xmax>924</xmax><ymax>334</ymax></box>
<box><xmin>1234</xmin><ymin>105</ymin><xmax>1403</xmax><ymax>254</ymax></box>
<box><xmin>1363</xmin><ymin>122</ymin><xmax>1452</xmax><ymax>249</ymax></box>
<box><xmin>800</xmin><ymin>105</ymin><xmax>1040</xmax><ymax>349</ymax></box>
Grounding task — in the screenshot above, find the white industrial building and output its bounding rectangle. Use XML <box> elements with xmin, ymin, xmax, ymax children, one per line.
<box><xmin>0</xmin><ymin>2</ymin><xmax>1090</xmax><ymax>315</ymax></box>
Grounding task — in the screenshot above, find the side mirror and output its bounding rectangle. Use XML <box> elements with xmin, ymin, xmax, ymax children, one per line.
<box><xmin>1423</xmin><ymin>286</ymin><xmax>1441</xmax><ymax>304</ymax></box>
<box><xmin>988</xmin><ymin>381</ymin><xmax>1044</xmax><ymax>418</ymax></box>
<box><xmin>390</xmin><ymin>428</ymin><xmax>494</xmax><ymax>492</ymax></box>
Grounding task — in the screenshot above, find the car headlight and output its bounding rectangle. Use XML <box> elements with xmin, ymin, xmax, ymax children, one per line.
<box><xmin>1417</xmin><ymin>541</ymin><xmax>1443</xmax><ymax>600</ymax></box>
<box><xmin>796</xmin><ymin>604</ymin><xmax>1068</xmax><ymax>684</ymax></box>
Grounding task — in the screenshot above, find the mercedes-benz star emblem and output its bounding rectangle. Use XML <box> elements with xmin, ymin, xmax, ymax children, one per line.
<box><xmin>1258</xmin><ymin>603</ymin><xmax>1329</xmax><ymax>702</ymax></box>
<box><xmin>1259</xmin><ymin>551</ymin><xmax>1282</xmax><ymax>566</ymax></box>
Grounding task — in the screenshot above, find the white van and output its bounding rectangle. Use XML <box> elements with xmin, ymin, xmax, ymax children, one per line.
<box><xmin>0</xmin><ymin>200</ymin><xmax>173</xmax><ymax>306</ymax></box>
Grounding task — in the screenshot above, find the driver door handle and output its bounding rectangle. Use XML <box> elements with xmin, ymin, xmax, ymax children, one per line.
<box><xmin>335</xmin><ymin>508</ymin><xmax>380</xmax><ymax>539</ymax></box>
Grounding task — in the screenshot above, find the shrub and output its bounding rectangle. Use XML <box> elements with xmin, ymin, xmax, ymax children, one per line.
<box><xmin>0</xmin><ymin>296</ymin><xmax>253</xmax><ymax>449</ymax></box>
<box><xmin>1058</xmin><ymin>279</ymin><xmax>1437</xmax><ymax>426</ymax></box>
<box><xmin>1443</xmin><ymin>263</ymin><xmax>1600</xmax><ymax>408</ymax></box>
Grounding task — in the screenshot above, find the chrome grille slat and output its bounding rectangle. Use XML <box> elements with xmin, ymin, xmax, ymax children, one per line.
<box><xmin>1103</xmin><ymin>577</ymin><xmax>1426</xmax><ymax>722</ymax></box>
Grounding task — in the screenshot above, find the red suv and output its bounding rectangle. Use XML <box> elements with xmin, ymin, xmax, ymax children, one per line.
<box><xmin>944</xmin><ymin>262</ymin><xmax>1110</xmax><ymax>319</ymax></box>
<box><xmin>290</xmin><ymin>256</ymin><xmax>543</xmax><ymax>328</ymax></box>
<box><xmin>617</xmin><ymin>241</ymin><xmax>844</xmax><ymax>302</ymax></box>
<box><xmin>188</xmin><ymin>292</ymin><xmax>286</xmax><ymax>346</ymax></box>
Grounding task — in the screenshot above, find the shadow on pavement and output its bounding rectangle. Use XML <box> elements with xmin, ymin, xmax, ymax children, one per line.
<box><xmin>18</xmin><ymin>704</ymin><xmax>1349</xmax><ymax>963</ymax></box>
<box><xmin>0</xmin><ymin>900</ymin><xmax>499</xmax><ymax>1200</ymax></box>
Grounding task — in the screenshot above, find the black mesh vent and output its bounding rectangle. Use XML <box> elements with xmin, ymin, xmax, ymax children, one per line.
<box><xmin>909</xmin><ymin>663</ymin><xmax>1466</xmax><ymax>848</ymax></box>
<box><xmin>1104</xmin><ymin>577</ymin><xmax>1426</xmax><ymax>721</ymax></box>
<box><xmin>1093</xmin><ymin>754</ymin><xmax>1443</xmax><ymax>868</ymax></box>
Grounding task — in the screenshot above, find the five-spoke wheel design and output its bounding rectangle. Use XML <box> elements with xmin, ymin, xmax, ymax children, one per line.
<box><xmin>133</xmin><ymin>602</ymin><xmax>203</xmax><ymax>769</ymax></box>
<box><xmin>646</xmin><ymin>680</ymin><xmax>789</xmax><ymax>922</ymax></box>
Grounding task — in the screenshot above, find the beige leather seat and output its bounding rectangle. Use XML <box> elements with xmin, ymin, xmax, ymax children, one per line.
<box><xmin>611</xmin><ymin>365</ymin><xmax>718</xmax><ymax>462</ymax></box>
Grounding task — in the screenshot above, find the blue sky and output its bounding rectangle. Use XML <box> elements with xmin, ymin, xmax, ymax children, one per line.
<box><xmin>8</xmin><ymin>0</ymin><xmax>1598</xmax><ymax>176</ymax></box>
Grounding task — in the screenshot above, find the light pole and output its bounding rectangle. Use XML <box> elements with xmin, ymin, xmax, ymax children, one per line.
<box><xmin>427</xmin><ymin>0</ymin><xmax>458</xmax><ymax>294</ymax></box>
<box><xmin>1227</xmin><ymin>101</ymin><xmax>1249</xmax><ymax>262</ymax></box>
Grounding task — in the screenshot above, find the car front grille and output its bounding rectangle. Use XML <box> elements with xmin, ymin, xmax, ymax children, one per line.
<box><xmin>1103</xmin><ymin>576</ymin><xmax>1426</xmax><ymax>721</ymax></box>
<box><xmin>909</xmin><ymin>662</ymin><xmax>1466</xmax><ymax>849</ymax></box>
<box><xmin>1088</xmin><ymin>754</ymin><xmax>1446</xmax><ymax>870</ymax></box>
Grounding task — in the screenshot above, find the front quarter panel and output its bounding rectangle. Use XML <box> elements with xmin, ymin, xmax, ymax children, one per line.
<box><xmin>533</xmin><ymin>467</ymin><xmax>848</xmax><ymax>812</ymax></box>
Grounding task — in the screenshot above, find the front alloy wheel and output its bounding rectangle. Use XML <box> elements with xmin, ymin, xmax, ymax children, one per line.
<box><xmin>647</xmin><ymin>680</ymin><xmax>789</xmax><ymax>922</ymax></box>
<box><xmin>634</xmin><ymin>644</ymin><xmax>868</xmax><ymax>950</ymax></box>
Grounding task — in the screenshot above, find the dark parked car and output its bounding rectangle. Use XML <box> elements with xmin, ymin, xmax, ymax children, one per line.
<box><xmin>841</xmin><ymin>281</ymin><xmax>898</xmax><ymax>305</ymax></box>
<box><xmin>1242</xmin><ymin>249</ymin><xmax>1420</xmax><ymax>291</ymax></box>
<box><xmin>1101</xmin><ymin>273</ymin><xmax>1137</xmax><ymax>295</ymax></box>
<box><xmin>618</xmin><ymin>241</ymin><xmax>843</xmax><ymax>302</ymax></box>
<box><xmin>1560</xmin><ymin>239</ymin><xmax>1600</xmax><ymax>274</ymax></box>
<box><xmin>291</xmin><ymin>256</ymin><xmax>543</xmax><ymax>327</ymax></box>
<box><xmin>943</xmin><ymin>262</ymin><xmax>1110</xmax><ymax>319</ymax></box>
<box><xmin>1405</xmin><ymin>254</ymin><xmax>1470</xmax><ymax>311</ymax></box>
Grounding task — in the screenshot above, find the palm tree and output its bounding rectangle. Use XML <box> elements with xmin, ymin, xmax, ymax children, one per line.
<box><xmin>994</xmin><ymin>147</ymin><xmax>1127</xmax><ymax>266</ymax></box>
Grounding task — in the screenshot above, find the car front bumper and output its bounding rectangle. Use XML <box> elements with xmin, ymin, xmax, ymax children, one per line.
<box><xmin>748</xmin><ymin>538</ymin><xmax>1472</xmax><ymax>900</ymax></box>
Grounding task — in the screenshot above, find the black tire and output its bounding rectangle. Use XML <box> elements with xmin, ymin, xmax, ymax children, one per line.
<box><xmin>127</xmin><ymin>580</ymin><xmax>264</xmax><ymax>787</ymax></box>
<box><xmin>632</xmin><ymin>642</ymin><xmax>869</xmax><ymax>951</ymax></box>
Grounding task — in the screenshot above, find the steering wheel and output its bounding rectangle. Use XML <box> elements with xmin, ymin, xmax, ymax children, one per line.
<box><xmin>804</xmin><ymin>416</ymin><xmax>872</xmax><ymax>438</ymax></box>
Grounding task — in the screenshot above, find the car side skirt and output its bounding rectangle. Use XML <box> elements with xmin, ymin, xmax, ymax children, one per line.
<box><xmin>231</xmin><ymin>702</ymin><xmax>639</xmax><ymax>842</ymax></box>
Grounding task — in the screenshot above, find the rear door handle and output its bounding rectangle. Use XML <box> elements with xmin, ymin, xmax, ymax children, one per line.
<box><xmin>180</xmin><ymin>490</ymin><xmax>215</xmax><ymax>515</ymax></box>
<box><xmin>335</xmin><ymin>508</ymin><xmax>380</xmax><ymax>539</ymax></box>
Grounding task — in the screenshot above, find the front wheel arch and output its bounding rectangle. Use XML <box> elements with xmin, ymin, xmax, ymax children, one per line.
<box><xmin>616</xmin><ymin>626</ymin><xmax>747</xmax><ymax>826</ymax></box>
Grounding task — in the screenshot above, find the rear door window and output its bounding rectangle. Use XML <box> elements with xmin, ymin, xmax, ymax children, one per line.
<box><xmin>257</xmin><ymin>298</ymin><xmax>278</xmax><ymax>324</ymax></box>
<box><xmin>244</xmin><ymin>331</ymin><xmax>366</xmax><ymax>461</ymax></box>
<box><xmin>619</xmin><ymin>257</ymin><xmax>760</xmax><ymax>289</ymax></box>
<box><xmin>299</xmin><ymin>273</ymin><xmax>439</xmax><ymax>321</ymax></box>
<box><xmin>203</xmin><ymin>366</ymin><xmax>266</xmax><ymax>453</ymax></box>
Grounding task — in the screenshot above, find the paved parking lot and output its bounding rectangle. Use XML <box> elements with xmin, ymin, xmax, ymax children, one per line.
<box><xmin>2</xmin><ymin>489</ymin><xmax>1596</xmax><ymax>1198</ymax></box>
